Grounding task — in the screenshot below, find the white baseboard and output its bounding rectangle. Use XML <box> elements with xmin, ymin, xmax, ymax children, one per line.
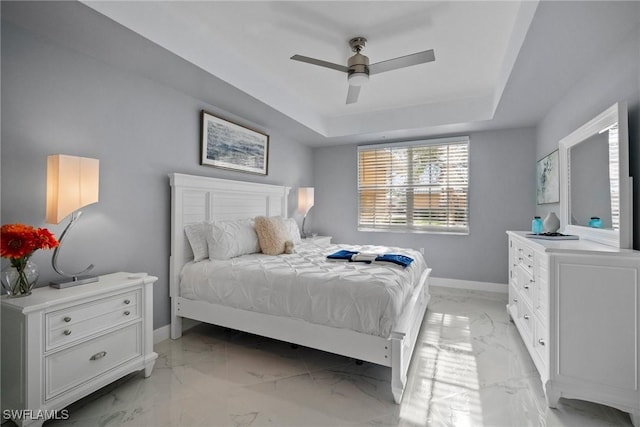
<box><xmin>430</xmin><ymin>277</ymin><xmax>508</xmax><ymax>293</ymax></box>
<box><xmin>154</xmin><ymin>318</ymin><xmax>201</xmax><ymax>344</ymax></box>
<box><xmin>153</xmin><ymin>324</ymin><xmax>170</xmax><ymax>344</ymax></box>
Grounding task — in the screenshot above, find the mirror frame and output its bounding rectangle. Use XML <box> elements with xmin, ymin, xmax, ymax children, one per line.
<box><xmin>559</xmin><ymin>102</ymin><xmax>632</xmax><ymax>248</ymax></box>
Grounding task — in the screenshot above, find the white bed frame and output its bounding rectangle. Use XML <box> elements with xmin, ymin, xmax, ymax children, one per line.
<box><xmin>169</xmin><ymin>173</ymin><xmax>431</xmax><ymax>403</ymax></box>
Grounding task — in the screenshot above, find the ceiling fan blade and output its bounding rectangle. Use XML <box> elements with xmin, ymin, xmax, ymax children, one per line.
<box><xmin>290</xmin><ymin>55</ymin><xmax>349</xmax><ymax>73</ymax></box>
<box><xmin>369</xmin><ymin>49</ymin><xmax>435</xmax><ymax>75</ymax></box>
<box><xmin>346</xmin><ymin>85</ymin><xmax>360</xmax><ymax>104</ymax></box>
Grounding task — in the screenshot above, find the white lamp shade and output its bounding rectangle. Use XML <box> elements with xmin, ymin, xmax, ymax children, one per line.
<box><xmin>348</xmin><ymin>72</ymin><xmax>369</xmax><ymax>86</ymax></box>
<box><xmin>298</xmin><ymin>187</ymin><xmax>314</xmax><ymax>215</ymax></box>
<box><xmin>46</xmin><ymin>154</ymin><xmax>100</xmax><ymax>224</ymax></box>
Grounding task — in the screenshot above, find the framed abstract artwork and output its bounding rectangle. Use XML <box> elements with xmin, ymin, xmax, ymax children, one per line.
<box><xmin>201</xmin><ymin>110</ymin><xmax>269</xmax><ymax>175</ymax></box>
<box><xmin>537</xmin><ymin>149</ymin><xmax>559</xmax><ymax>204</ymax></box>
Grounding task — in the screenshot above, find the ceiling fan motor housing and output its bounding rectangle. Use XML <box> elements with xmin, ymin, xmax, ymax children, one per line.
<box><xmin>348</xmin><ymin>53</ymin><xmax>370</xmax><ymax>73</ymax></box>
<box><xmin>348</xmin><ymin>52</ymin><xmax>370</xmax><ymax>85</ymax></box>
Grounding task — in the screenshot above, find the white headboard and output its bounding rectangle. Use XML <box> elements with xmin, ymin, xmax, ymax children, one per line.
<box><xmin>169</xmin><ymin>173</ymin><xmax>290</xmax><ymax>298</ymax></box>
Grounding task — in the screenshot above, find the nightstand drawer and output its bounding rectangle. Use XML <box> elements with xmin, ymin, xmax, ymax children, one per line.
<box><xmin>46</xmin><ymin>289</ymin><xmax>141</xmax><ymax>350</ymax></box>
<box><xmin>45</xmin><ymin>323</ymin><xmax>142</xmax><ymax>400</ymax></box>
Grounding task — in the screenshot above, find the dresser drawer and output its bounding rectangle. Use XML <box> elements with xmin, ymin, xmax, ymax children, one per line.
<box><xmin>46</xmin><ymin>289</ymin><xmax>141</xmax><ymax>351</ymax></box>
<box><xmin>517</xmin><ymin>243</ymin><xmax>535</xmax><ymax>275</ymax></box>
<box><xmin>45</xmin><ymin>323</ymin><xmax>142</xmax><ymax>400</ymax></box>
<box><xmin>533</xmin><ymin>317</ymin><xmax>548</xmax><ymax>368</ymax></box>
<box><xmin>516</xmin><ymin>299</ymin><xmax>534</xmax><ymax>340</ymax></box>
<box><xmin>508</xmin><ymin>282</ymin><xmax>520</xmax><ymax>311</ymax></box>
<box><xmin>516</xmin><ymin>267</ymin><xmax>534</xmax><ymax>305</ymax></box>
<box><xmin>535</xmin><ymin>275</ymin><xmax>549</xmax><ymax>320</ymax></box>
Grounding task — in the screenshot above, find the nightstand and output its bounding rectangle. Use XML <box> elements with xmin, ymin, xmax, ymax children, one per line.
<box><xmin>302</xmin><ymin>235</ymin><xmax>332</xmax><ymax>246</ymax></box>
<box><xmin>1</xmin><ymin>272</ymin><xmax>158</xmax><ymax>427</ymax></box>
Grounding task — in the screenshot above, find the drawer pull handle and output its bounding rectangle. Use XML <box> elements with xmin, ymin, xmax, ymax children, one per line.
<box><xmin>63</xmin><ymin>316</ymin><xmax>71</xmax><ymax>323</ymax></box>
<box><xmin>538</xmin><ymin>339</ymin><xmax>546</xmax><ymax>346</ymax></box>
<box><xmin>90</xmin><ymin>351</ymin><xmax>107</xmax><ymax>361</ymax></box>
<box><xmin>523</xmin><ymin>314</ymin><xmax>530</xmax><ymax>320</ymax></box>
<box><xmin>513</xmin><ymin>298</ymin><xmax>518</xmax><ymax>303</ymax></box>
<box><xmin>124</xmin><ymin>311</ymin><xmax>130</xmax><ymax>316</ymax></box>
<box><xmin>63</xmin><ymin>330</ymin><xmax>72</xmax><ymax>336</ymax></box>
<box><xmin>124</xmin><ymin>299</ymin><xmax>131</xmax><ymax>305</ymax></box>
<box><xmin>524</xmin><ymin>285</ymin><xmax>529</xmax><ymax>289</ymax></box>
<box><xmin>527</xmin><ymin>264</ymin><xmax>533</xmax><ymax>268</ymax></box>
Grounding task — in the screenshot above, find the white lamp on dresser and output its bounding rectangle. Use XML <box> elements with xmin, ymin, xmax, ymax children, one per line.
<box><xmin>507</xmin><ymin>102</ymin><xmax>640</xmax><ymax>425</ymax></box>
<box><xmin>46</xmin><ymin>154</ymin><xmax>101</xmax><ymax>288</ymax></box>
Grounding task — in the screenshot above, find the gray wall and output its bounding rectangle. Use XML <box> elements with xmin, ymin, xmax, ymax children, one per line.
<box><xmin>1</xmin><ymin>18</ymin><xmax>314</xmax><ymax>328</ymax></box>
<box><xmin>535</xmin><ymin>20</ymin><xmax>640</xmax><ymax>247</ymax></box>
<box><xmin>312</xmin><ymin>128</ymin><xmax>536</xmax><ymax>284</ymax></box>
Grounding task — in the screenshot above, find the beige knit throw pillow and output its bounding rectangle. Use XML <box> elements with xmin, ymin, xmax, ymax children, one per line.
<box><xmin>254</xmin><ymin>216</ymin><xmax>289</xmax><ymax>255</ymax></box>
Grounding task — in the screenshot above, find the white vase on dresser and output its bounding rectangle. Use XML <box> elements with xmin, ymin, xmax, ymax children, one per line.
<box><xmin>0</xmin><ymin>272</ymin><xmax>158</xmax><ymax>427</ymax></box>
<box><xmin>507</xmin><ymin>231</ymin><xmax>640</xmax><ymax>425</ymax></box>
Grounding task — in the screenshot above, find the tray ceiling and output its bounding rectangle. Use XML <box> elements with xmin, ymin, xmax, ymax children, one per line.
<box><xmin>82</xmin><ymin>1</ymin><xmax>538</xmax><ymax>140</ymax></box>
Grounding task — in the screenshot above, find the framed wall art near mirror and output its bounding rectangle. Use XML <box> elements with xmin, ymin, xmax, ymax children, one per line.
<box><xmin>536</xmin><ymin>149</ymin><xmax>559</xmax><ymax>205</ymax></box>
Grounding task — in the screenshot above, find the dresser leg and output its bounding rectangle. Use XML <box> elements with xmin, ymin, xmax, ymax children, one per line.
<box><xmin>544</xmin><ymin>383</ymin><xmax>560</xmax><ymax>408</ymax></box>
<box><xmin>144</xmin><ymin>358</ymin><xmax>157</xmax><ymax>378</ymax></box>
<box><xmin>144</xmin><ymin>362</ymin><xmax>154</xmax><ymax>378</ymax></box>
<box><xmin>629</xmin><ymin>410</ymin><xmax>639</xmax><ymax>427</ymax></box>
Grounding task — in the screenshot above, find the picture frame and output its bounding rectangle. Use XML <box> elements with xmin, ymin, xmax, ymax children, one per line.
<box><xmin>201</xmin><ymin>110</ymin><xmax>269</xmax><ymax>175</ymax></box>
<box><xmin>537</xmin><ymin>149</ymin><xmax>559</xmax><ymax>204</ymax></box>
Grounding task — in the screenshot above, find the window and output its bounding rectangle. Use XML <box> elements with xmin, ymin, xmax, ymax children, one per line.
<box><xmin>358</xmin><ymin>137</ymin><xmax>469</xmax><ymax>233</ymax></box>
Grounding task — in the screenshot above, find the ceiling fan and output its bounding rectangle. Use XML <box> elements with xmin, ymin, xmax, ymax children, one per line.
<box><xmin>290</xmin><ymin>37</ymin><xmax>435</xmax><ymax>104</ymax></box>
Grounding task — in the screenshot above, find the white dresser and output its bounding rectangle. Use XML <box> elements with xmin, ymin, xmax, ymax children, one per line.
<box><xmin>1</xmin><ymin>272</ymin><xmax>158</xmax><ymax>427</ymax></box>
<box><xmin>507</xmin><ymin>231</ymin><xmax>640</xmax><ymax>425</ymax></box>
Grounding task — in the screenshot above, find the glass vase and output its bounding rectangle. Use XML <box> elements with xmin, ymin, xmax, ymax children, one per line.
<box><xmin>1</xmin><ymin>260</ymin><xmax>39</xmax><ymax>297</ymax></box>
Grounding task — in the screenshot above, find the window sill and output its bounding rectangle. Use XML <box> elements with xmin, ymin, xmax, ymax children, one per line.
<box><xmin>358</xmin><ymin>227</ymin><xmax>469</xmax><ymax>235</ymax></box>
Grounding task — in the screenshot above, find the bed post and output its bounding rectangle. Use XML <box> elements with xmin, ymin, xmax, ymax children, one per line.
<box><xmin>390</xmin><ymin>267</ymin><xmax>431</xmax><ymax>403</ymax></box>
<box><xmin>390</xmin><ymin>332</ymin><xmax>407</xmax><ymax>403</ymax></box>
<box><xmin>170</xmin><ymin>291</ymin><xmax>183</xmax><ymax>339</ymax></box>
<box><xmin>169</xmin><ymin>173</ymin><xmax>184</xmax><ymax>339</ymax></box>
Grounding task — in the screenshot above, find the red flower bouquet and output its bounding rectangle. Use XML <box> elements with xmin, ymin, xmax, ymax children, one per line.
<box><xmin>1</xmin><ymin>224</ymin><xmax>59</xmax><ymax>296</ymax></box>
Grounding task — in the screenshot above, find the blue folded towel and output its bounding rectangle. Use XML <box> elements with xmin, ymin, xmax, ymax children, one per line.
<box><xmin>326</xmin><ymin>250</ymin><xmax>414</xmax><ymax>268</ymax></box>
<box><xmin>376</xmin><ymin>254</ymin><xmax>414</xmax><ymax>268</ymax></box>
<box><xmin>326</xmin><ymin>249</ymin><xmax>358</xmax><ymax>260</ymax></box>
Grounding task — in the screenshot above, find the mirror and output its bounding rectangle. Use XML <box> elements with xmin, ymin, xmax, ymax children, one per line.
<box><xmin>560</xmin><ymin>102</ymin><xmax>632</xmax><ymax>248</ymax></box>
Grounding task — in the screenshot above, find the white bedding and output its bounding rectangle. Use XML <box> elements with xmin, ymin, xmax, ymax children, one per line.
<box><xmin>179</xmin><ymin>242</ymin><xmax>427</xmax><ymax>338</ymax></box>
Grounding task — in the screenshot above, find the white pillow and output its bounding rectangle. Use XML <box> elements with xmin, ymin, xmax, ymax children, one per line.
<box><xmin>184</xmin><ymin>222</ymin><xmax>210</xmax><ymax>262</ymax></box>
<box><xmin>207</xmin><ymin>219</ymin><xmax>261</xmax><ymax>260</ymax></box>
<box><xmin>283</xmin><ymin>217</ymin><xmax>302</xmax><ymax>244</ymax></box>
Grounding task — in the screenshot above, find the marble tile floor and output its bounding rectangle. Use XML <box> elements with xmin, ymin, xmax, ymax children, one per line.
<box><xmin>45</xmin><ymin>286</ymin><xmax>633</xmax><ymax>427</ymax></box>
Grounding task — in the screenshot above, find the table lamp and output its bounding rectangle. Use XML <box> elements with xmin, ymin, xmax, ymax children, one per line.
<box><xmin>298</xmin><ymin>187</ymin><xmax>314</xmax><ymax>238</ymax></box>
<box><xmin>46</xmin><ymin>154</ymin><xmax>100</xmax><ymax>288</ymax></box>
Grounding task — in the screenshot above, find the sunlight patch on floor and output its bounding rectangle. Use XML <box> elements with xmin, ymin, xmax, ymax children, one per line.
<box><xmin>400</xmin><ymin>311</ymin><xmax>483</xmax><ymax>426</ymax></box>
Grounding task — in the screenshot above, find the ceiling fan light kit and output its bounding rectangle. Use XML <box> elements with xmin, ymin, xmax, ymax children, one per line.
<box><xmin>290</xmin><ymin>36</ymin><xmax>435</xmax><ymax>104</ymax></box>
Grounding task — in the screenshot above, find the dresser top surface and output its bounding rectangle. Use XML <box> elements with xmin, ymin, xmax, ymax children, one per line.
<box><xmin>1</xmin><ymin>272</ymin><xmax>157</xmax><ymax>312</ymax></box>
<box><xmin>507</xmin><ymin>231</ymin><xmax>640</xmax><ymax>256</ymax></box>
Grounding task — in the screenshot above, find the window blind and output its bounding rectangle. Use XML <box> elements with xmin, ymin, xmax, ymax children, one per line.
<box><xmin>358</xmin><ymin>137</ymin><xmax>469</xmax><ymax>233</ymax></box>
